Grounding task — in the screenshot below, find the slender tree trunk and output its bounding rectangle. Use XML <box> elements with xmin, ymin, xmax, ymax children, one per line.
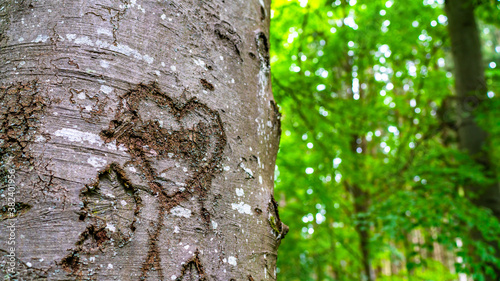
<box><xmin>445</xmin><ymin>0</ymin><xmax>500</xmax><ymax>279</ymax></box>
<box><xmin>315</xmin><ymin>257</ymin><xmax>325</xmax><ymax>281</ymax></box>
<box><xmin>328</xmin><ymin>224</ymin><xmax>341</xmax><ymax>280</ymax></box>
<box><xmin>349</xmin><ymin>136</ymin><xmax>374</xmax><ymax>281</ymax></box>
<box><xmin>402</xmin><ymin>232</ymin><xmax>414</xmax><ymax>281</ymax></box>
<box><xmin>0</xmin><ymin>0</ymin><xmax>287</xmax><ymax>280</ymax></box>
<box><xmin>352</xmin><ymin>183</ymin><xmax>373</xmax><ymax>281</ymax></box>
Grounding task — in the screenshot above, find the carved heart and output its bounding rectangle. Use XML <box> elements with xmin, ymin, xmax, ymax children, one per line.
<box><xmin>75</xmin><ymin>82</ymin><xmax>226</xmax><ymax>279</ymax></box>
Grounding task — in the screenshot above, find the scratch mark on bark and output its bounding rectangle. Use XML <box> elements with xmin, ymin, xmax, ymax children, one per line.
<box><xmin>98</xmin><ymin>82</ymin><xmax>226</xmax><ymax>279</ymax></box>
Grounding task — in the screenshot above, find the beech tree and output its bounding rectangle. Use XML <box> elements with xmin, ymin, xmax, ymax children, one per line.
<box><xmin>0</xmin><ymin>0</ymin><xmax>287</xmax><ymax>280</ymax></box>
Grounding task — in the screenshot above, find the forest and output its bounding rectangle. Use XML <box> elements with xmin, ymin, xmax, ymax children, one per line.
<box><xmin>271</xmin><ymin>0</ymin><xmax>500</xmax><ymax>280</ymax></box>
<box><xmin>0</xmin><ymin>0</ymin><xmax>499</xmax><ymax>280</ymax></box>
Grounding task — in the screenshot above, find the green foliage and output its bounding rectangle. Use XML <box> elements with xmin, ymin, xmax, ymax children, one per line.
<box><xmin>271</xmin><ymin>0</ymin><xmax>500</xmax><ymax>280</ymax></box>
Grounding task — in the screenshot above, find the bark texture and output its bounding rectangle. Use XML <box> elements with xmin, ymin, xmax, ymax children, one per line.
<box><xmin>445</xmin><ymin>0</ymin><xmax>500</xmax><ymax>279</ymax></box>
<box><xmin>0</xmin><ymin>0</ymin><xmax>286</xmax><ymax>280</ymax></box>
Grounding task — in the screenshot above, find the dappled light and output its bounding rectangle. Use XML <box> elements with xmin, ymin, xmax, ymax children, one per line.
<box><xmin>271</xmin><ymin>0</ymin><xmax>500</xmax><ymax>280</ymax></box>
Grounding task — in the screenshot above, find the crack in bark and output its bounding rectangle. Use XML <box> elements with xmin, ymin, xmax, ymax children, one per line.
<box><xmin>64</xmin><ymin>163</ymin><xmax>142</xmax><ymax>276</ymax></box>
<box><xmin>255</xmin><ymin>32</ymin><xmax>270</xmax><ymax>72</ymax></box>
<box><xmin>213</xmin><ymin>21</ymin><xmax>242</xmax><ymax>61</ymax></box>
<box><xmin>200</xmin><ymin>79</ymin><xmax>214</xmax><ymax>91</ymax></box>
<box><xmin>0</xmin><ymin>80</ymin><xmax>49</xmax><ymax>168</ymax></box>
<box><xmin>268</xmin><ymin>196</ymin><xmax>288</xmax><ymax>241</ymax></box>
<box><xmin>176</xmin><ymin>250</ymin><xmax>206</xmax><ymax>281</ymax></box>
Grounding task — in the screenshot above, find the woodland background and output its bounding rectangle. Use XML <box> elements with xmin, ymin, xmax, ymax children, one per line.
<box><xmin>270</xmin><ymin>0</ymin><xmax>500</xmax><ymax>280</ymax></box>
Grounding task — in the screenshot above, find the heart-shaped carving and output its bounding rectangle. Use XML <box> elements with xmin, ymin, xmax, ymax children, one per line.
<box><xmin>74</xmin><ymin>82</ymin><xmax>226</xmax><ymax>279</ymax></box>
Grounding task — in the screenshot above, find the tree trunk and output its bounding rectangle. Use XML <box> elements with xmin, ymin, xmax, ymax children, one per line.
<box><xmin>0</xmin><ymin>0</ymin><xmax>286</xmax><ymax>280</ymax></box>
<box><xmin>349</xmin><ymin>136</ymin><xmax>374</xmax><ymax>281</ymax></box>
<box><xmin>444</xmin><ymin>0</ymin><xmax>500</xmax><ymax>279</ymax></box>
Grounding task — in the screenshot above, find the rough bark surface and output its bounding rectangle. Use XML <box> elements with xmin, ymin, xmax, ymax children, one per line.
<box><xmin>0</xmin><ymin>0</ymin><xmax>286</xmax><ymax>280</ymax></box>
<box><xmin>445</xmin><ymin>0</ymin><xmax>500</xmax><ymax>279</ymax></box>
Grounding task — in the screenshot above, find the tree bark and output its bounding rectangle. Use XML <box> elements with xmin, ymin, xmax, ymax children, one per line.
<box><xmin>444</xmin><ymin>0</ymin><xmax>500</xmax><ymax>279</ymax></box>
<box><xmin>0</xmin><ymin>0</ymin><xmax>286</xmax><ymax>280</ymax></box>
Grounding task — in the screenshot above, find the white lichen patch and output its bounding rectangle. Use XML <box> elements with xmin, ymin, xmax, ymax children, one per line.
<box><xmin>100</xmin><ymin>60</ymin><xmax>109</xmax><ymax>68</ymax></box>
<box><xmin>106</xmin><ymin>223</ymin><xmax>116</xmax><ymax>233</ymax></box>
<box><xmin>87</xmin><ymin>156</ymin><xmax>107</xmax><ymax>168</ymax></box>
<box><xmin>32</xmin><ymin>34</ymin><xmax>50</xmax><ymax>43</ymax></box>
<box><xmin>211</xmin><ymin>220</ymin><xmax>218</xmax><ymax>229</ymax></box>
<box><xmin>74</xmin><ymin>36</ymin><xmax>94</xmax><ymax>46</ymax></box>
<box><xmin>174</xmin><ymin>226</ymin><xmax>180</xmax><ymax>233</ymax></box>
<box><xmin>170</xmin><ymin>206</ymin><xmax>191</xmax><ymax>218</ymax></box>
<box><xmin>70</xmin><ymin>37</ymin><xmax>154</xmax><ymax>64</ymax></box>
<box><xmin>235</xmin><ymin>188</ymin><xmax>244</xmax><ymax>197</ymax></box>
<box><xmin>100</xmin><ymin>85</ymin><xmax>113</xmax><ymax>94</ymax></box>
<box><xmin>239</xmin><ymin>163</ymin><xmax>253</xmax><ymax>177</ymax></box>
<box><xmin>228</xmin><ymin>256</ymin><xmax>237</xmax><ymax>266</ymax></box>
<box><xmin>258</xmin><ymin>64</ymin><xmax>269</xmax><ymax>97</ymax></box>
<box><xmin>54</xmin><ymin>128</ymin><xmax>103</xmax><ymax>146</ymax></box>
<box><xmin>143</xmin><ymin>55</ymin><xmax>154</xmax><ymax>64</ymax></box>
<box><xmin>96</xmin><ymin>27</ymin><xmax>113</xmax><ymax>37</ymax></box>
<box><xmin>66</xmin><ymin>34</ymin><xmax>76</xmax><ymax>41</ymax></box>
<box><xmin>107</xmin><ymin>264</ymin><xmax>113</xmax><ymax>269</ymax></box>
<box><xmin>231</xmin><ymin>202</ymin><xmax>252</xmax><ymax>215</ymax></box>
<box><xmin>193</xmin><ymin>58</ymin><xmax>205</xmax><ymax>68</ymax></box>
<box><xmin>77</xmin><ymin>92</ymin><xmax>86</xmax><ymax>99</ymax></box>
<box><xmin>95</xmin><ymin>39</ymin><xmax>109</xmax><ymax>48</ymax></box>
<box><xmin>104</xmin><ymin>140</ymin><xmax>128</xmax><ymax>152</ymax></box>
<box><xmin>35</xmin><ymin>135</ymin><xmax>46</xmax><ymax>142</ymax></box>
<box><xmin>120</xmin><ymin>200</ymin><xmax>127</xmax><ymax>206</ymax></box>
<box><xmin>109</xmin><ymin>43</ymin><xmax>147</xmax><ymax>62</ymax></box>
<box><xmin>171</xmin><ymin>275</ymin><xmax>176</xmax><ymax>280</ymax></box>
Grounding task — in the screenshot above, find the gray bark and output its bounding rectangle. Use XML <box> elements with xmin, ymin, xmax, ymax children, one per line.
<box><xmin>445</xmin><ymin>0</ymin><xmax>500</xmax><ymax>279</ymax></box>
<box><xmin>0</xmin><ymin>0</ymin><xmax>286</xmax><ymax>280</ymax></box>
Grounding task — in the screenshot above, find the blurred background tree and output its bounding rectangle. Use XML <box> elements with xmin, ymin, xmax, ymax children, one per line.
<box><xmin>270</xmin><ymin>0</ymin><xmax>500</xmax><ymax>280</ymax></box>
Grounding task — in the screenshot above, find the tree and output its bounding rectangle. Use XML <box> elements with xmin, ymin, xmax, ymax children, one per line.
<box><xmin>445</xmin><ymin>0</ymin><xmax>500</xmax><ymax>279</ymax></box>
<box><xmin>0</xmin><ymin>0</ymin><xmax>287</xmax><ymax>280</ymax></box>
